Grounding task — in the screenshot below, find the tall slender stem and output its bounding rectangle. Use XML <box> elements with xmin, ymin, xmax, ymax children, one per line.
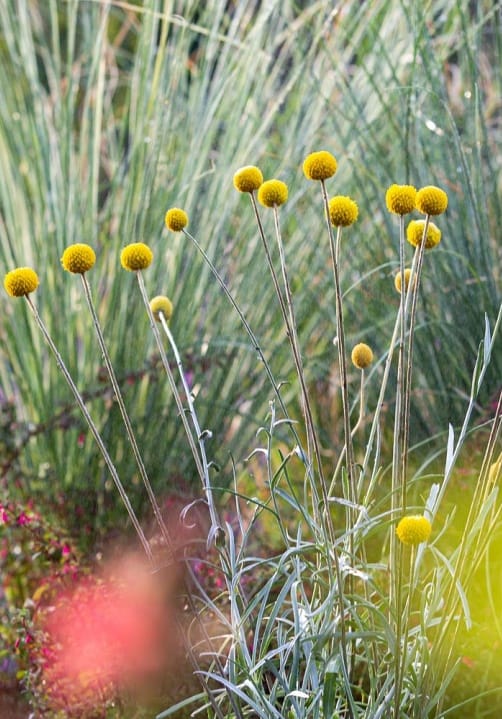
<box><xmin>135</xmin><ymin>271</ymin><xmax>224</xmax><ymax>546</ymax></box>
<box><xmin>320</xmin><ymin>181</ymin><xmax>356</xmax><ymax>508</ymax></box>
<box><xmin>80</xmin><ymin>274</ymin><xmax>172</xmax><ymax>550</ymax></box>
<box><xmin>24</xmin><ymin>295</ymin><xmax>152</xmax><ymax>562</ymax></box>
<box><xmin>390</xmin><ymin>216</ymin><xmax>407</xmax><ymax>618</ymax></box>
<box><xmin>157</xmin><ymin>313</ymin><xmax>223</xmax><ymax>546</ymax></box>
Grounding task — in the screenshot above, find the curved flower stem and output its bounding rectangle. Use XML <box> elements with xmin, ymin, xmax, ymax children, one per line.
<box><xmin>24</xmin><ymin>295</ymin><xmax>153</xmax><ymax>562</ymax></box>
<box><xmin>157</xmin><ymin>312</ymin><xmax>223</xmax><ymax>547</ymax></box>
<box><xmin>181</xmin><ymin>228</ymin><xmax>300</xmax><ymax>449</ymax></box>
<box><xmin>80</xmin><ymin>273</ymin><xmax>172</xmax><ymax>551</ymax></box>
<box><xmin>135</xmin><ymin>271</ymin><xmax>224</xmax><ymax>547</ymax></box>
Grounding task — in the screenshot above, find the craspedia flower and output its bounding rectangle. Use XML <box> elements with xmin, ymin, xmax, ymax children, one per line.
<box><xmin>233</xmin><ymin>166</ymin><xmax>264</xmax><ymax>193</ymax></box>
<box><xmin>149</xmin><ymin>295</ymin><xmax>173</xmax><ymax>322</ymax></box>
<box><xmin>406</xmin><ymin>219</ymin><xmax>441</xmax><ymax>250</ymax></box>
<box><xmin>257</xmin><ymin>179</ymin><xmax>288</xmax><ymax>208</ymax></box>
<box><xmin>394</xmin><ymin>268</ymin><xmax>416</xmax><ymax>294</ymax></box>
<box><xmin>396</xmin><ymin>515</ymin><xmax>432</xmax><ymax>546</ymax></box>
<box><xmin>303</xmin><ymin>151</ymin><xmax>337</xmax><ymax>181</ymax></box>
<box><xmin>165</xmin><ymin>208</ymin><xmax>188</xmax><ymax>232</ymax></box>
<box><xmin>120</xmin><ymin>243</ymin><xmax>153</xmax><ymax>271</ymax></box>
<box><xmin>385</xmin><ymin>184</ymin><xmax>417</xmax><ymax>215</ymax></box>
<box><xmin>4</xmin><ymin>268</ymin><xmax>39</xmax><ymax>297</ymax></box>
<box><xmin>328</xmin><ymin>196</ymin><xmax>358</xmax><ymax>227</ymax></box>
<box><xmin>415</xmin><ymin>185</ymin><xmax>448</xmax><ymax>215</ymax></box>
<box><xmin>351</xmin><ymin>343</ymin><xmax>374</xmax><ymax>370</ymax></box>
<box><xmin>61</xmin><ymin>244</ymin><xmax>96</xmax><ymax>274</ymax></box>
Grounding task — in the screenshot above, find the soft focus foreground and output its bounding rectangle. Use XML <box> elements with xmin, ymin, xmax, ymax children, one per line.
<box><xmin>0</xmin><ymin>2</ymin><xmax>501</xmax><ymax>719</ymax></box>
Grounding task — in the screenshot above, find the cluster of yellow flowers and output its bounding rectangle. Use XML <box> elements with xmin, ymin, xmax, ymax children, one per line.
<box><xmin>3</xmin><ymin>148</ymin><xmax>448</xmax><ymax>550</ymax></box>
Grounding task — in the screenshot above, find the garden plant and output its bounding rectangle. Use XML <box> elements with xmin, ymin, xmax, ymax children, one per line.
<box><xmin>0</xmin><ymin>1</ymin><xmax>501</xmax><ymax>718</ymax></box>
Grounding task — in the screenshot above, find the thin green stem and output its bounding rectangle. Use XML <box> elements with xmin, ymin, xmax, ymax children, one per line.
<box><xmin>400</xmin><ymin>217</ymin><xmax>430</xmax><ymax>499</ymax></box>
<box><xmin>135</xmin><ymin>271</ymin><xmax>224</xmax><ymax>547</ymax></box>
<box><xmin>157</xmin><ymin>312</ymin><xmax>223</xmax><ymax>547</ymax></box>
<box><xmin>320</xmin><ymin>181</ymin><xmax>357</xmax><ymax>508</ymax></box>
<box><xmin>24</xmin><ymin>294</ymin><xmax>152</xmax><ymax>562</ymax></box>
<box><xmin>80</xmin><ymin>273</ymin><xmax>172</xmax><ymax>551</ymax></box>
<box><xmin>390</xmin><ymin>215</ymin><xmax>407</xmax><ymax>620</ymax></box>
<box><xmin>181</xmin><ymin>227</ymin><xmax>301</xmax><ymax>454</ymax></box>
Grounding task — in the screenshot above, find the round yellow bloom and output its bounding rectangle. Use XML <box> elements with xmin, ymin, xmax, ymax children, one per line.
<box><xmin>149</xmin><ymin>295</ymin><xmax>173</xmax><ymax>322</ymax></box>
<box><xmin>328</xmin><ymin>196</ymin><xmax>358</xmax><ymax>227</ymax></box>
<box><xmin>394</xmin><ymin>268</ymin><xmax>416</xmax><ymax>294</ymax></box>
<box><xmin>415</xmin><ymin>185</ymin><xmax>448</xmax><ymax>215</ymax></box>
<box><xmin>165</xmin><ymin>208</ymin><xmax>188</xmax><ymax>232</ymax></box>
<box><xmin>61</xmin><ymin>243</ymin><xmax>96</xmax><ymax>274</ymax></box>
<box><xmin>396</xmin><ymin>515</ymin><xmax>432</xmax><ymax>546</ymax></box>
<box><xmin>120</xmin><ymin>243</ymin><xmax>153</xmax><ymax>271</ymax></box>
<box><xmin>406</xmin><ymin>220</ymin><xmax>441</xmax><ymax>250</ymax></box>
<box><xmin>385</xmin><ymin>184</ymin><xmax>417</xmax><ymax>215</ymax></box>
<box><xmin>257</xmin><ymin>179</ymin><xmax>288</xmax><ymax>208</ymax></box>
<box><xmin>351</xmin><ymin>343</ymin><xmax>374</xmax><ymax>369</ymax></box>
<box><xmin>4</xmin><ymin>267</ymin><xmax>39</xmax><ymax>297</ymax></box>
<box><xmin>302</xmin><ymin>151</ymin><xmax>337</xmax><ymax>181</ymax></box>
<box><xmin>233</xmin><ymin>166</ymin><xmax>264</xmax><ymax>193</ymax></box>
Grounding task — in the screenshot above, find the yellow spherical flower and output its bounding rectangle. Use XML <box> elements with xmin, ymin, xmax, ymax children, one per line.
<box><xmin>303</xmin><ymin>151</ymin><xmax>338</xmax><ymax>181</ymax></box>
<box><xmin>351</xmin><ymin>343</ymin><xmax>374</xmax><ymax>369</ymax></box>
<box><xmin>165</xmin><ymin>208</ymin><xmax>189</xmax><ymax>232</ymax></box>
<box><xmin>257</xmin><ymin>179</ymin><xmax>288</xmax><ymax>208</ymax></box>
<box><xmin>385</xmin><ymin>184</ymin><xmax>417</xmax><ymax>215</ymax></box>
<box><xmin>233</xmin><ymin>166</ymin><xmax>264</xmax><ymax>193</ymax></box>
<box><xmin>4</xmin><ymin>267</ymin><xmax>39</xmax><ymax>297</ymax></box>
<box><xmin>149</xmin><ymin>295</ymin><xmax>173</xmax><ymax>322</ymax></box>
<box><xmin>406</xmin><ymin>219</ymin><xmax>441</xmax><ymax>250</ymax></box>
<box><xmin>396</xmin><ymin>515</ymin><xmax>432</xmax><ymax>546</ymax></box>
<box><xmin>61</xmin><ymin>243</ymin><xmax>96</xmax><ymax>274</ymax></box>
<box><xmin>328</xmin><ymin>196</ymin><xmax>358</xmax><ymax>227</ymax></box>
<box><xmin>415</xmin><ymin>185</ymin><xmax>448</xmax><ymax>215</ymax></box>
<box><xmin>120</xmin><ymin>243</ymin><xmax>153</xmax><ymax>271</ymax></box>
<box><xmin>394</xmin><ymin>268</ymin><xmax>416</xmax><ymax>294</ymax></box>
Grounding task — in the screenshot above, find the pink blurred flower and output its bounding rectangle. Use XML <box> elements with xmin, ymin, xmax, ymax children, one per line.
<box><xmin>37</xmin><ymin>554</ymin><xmax>175</xmax><ymax>708</ymax></box>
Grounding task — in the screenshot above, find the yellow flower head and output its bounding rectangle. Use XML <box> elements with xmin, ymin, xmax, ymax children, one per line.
<box><xmin>415</xmin><ymin>185</ymin><xmax>448</xmax><ymax>215</ymax></box>
<box><xmin>396</xmin><ymin>515</ymin><xmax>432</xmax><ymax>546</ymax></box>
<box><xmin>233</xmin><ymin>166</ymin><xmax>264</xmax><ymax>193</ymax></box>
<box><xmin>149</xmin><ymin>295</ymin><xmax>173</xmax><ymax>322</ymax></box>
<box><xmin>303</xmin><ymin>151</ymin><xmax>337</xmax><ymax>181</ymax></box>
<box><xmin>61</xmin><ymin>243</ymin><xmax>96</xmax><ymax>274</ymax></box>
<box><xmin>406</xmin><ymin>219</ymin><xmax>441</xmax><ymax>250</ymax></box>
<box><xmin>351</xmin><ymin>343</ymin><xmax>374</xmax><ymax>370</ymax></box>
<box><xmin>120</xmin><ymin>243</ymin><xmax>153</xmax><ymax>271</ymax></box>
<box><xmin>394</xmin><ymin>268</ymin><xmax>416</xmax><ymax>294</ymax></box>
<box><xmin>385</xmin><ymin>184</ymin><xmax>417</xmax><ymax>215</ymax></box>
<box><xmin>328</xmin><ymin>196</ymin><xmax>358</xmax><ymax>227</ymax></box>
<box><xmin>4</xmin><ymin>267</ymin><xmax>39</xmax><ymax>297</ymax></box>
<box><xmin>165</xmin><ymin>208</ymin><xmax>189</xmax><ymax>232</ymax></box>
<box><xmin>257</xmin><ymin>179</ymin><xmax>288</xmax><ymax>208</ymax></box>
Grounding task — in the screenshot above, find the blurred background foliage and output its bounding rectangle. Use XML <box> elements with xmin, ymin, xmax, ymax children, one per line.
<box><xmin>0</xmin><ymin>0</ymin><xmax>500</xmax><ymax>543</ymax></box>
